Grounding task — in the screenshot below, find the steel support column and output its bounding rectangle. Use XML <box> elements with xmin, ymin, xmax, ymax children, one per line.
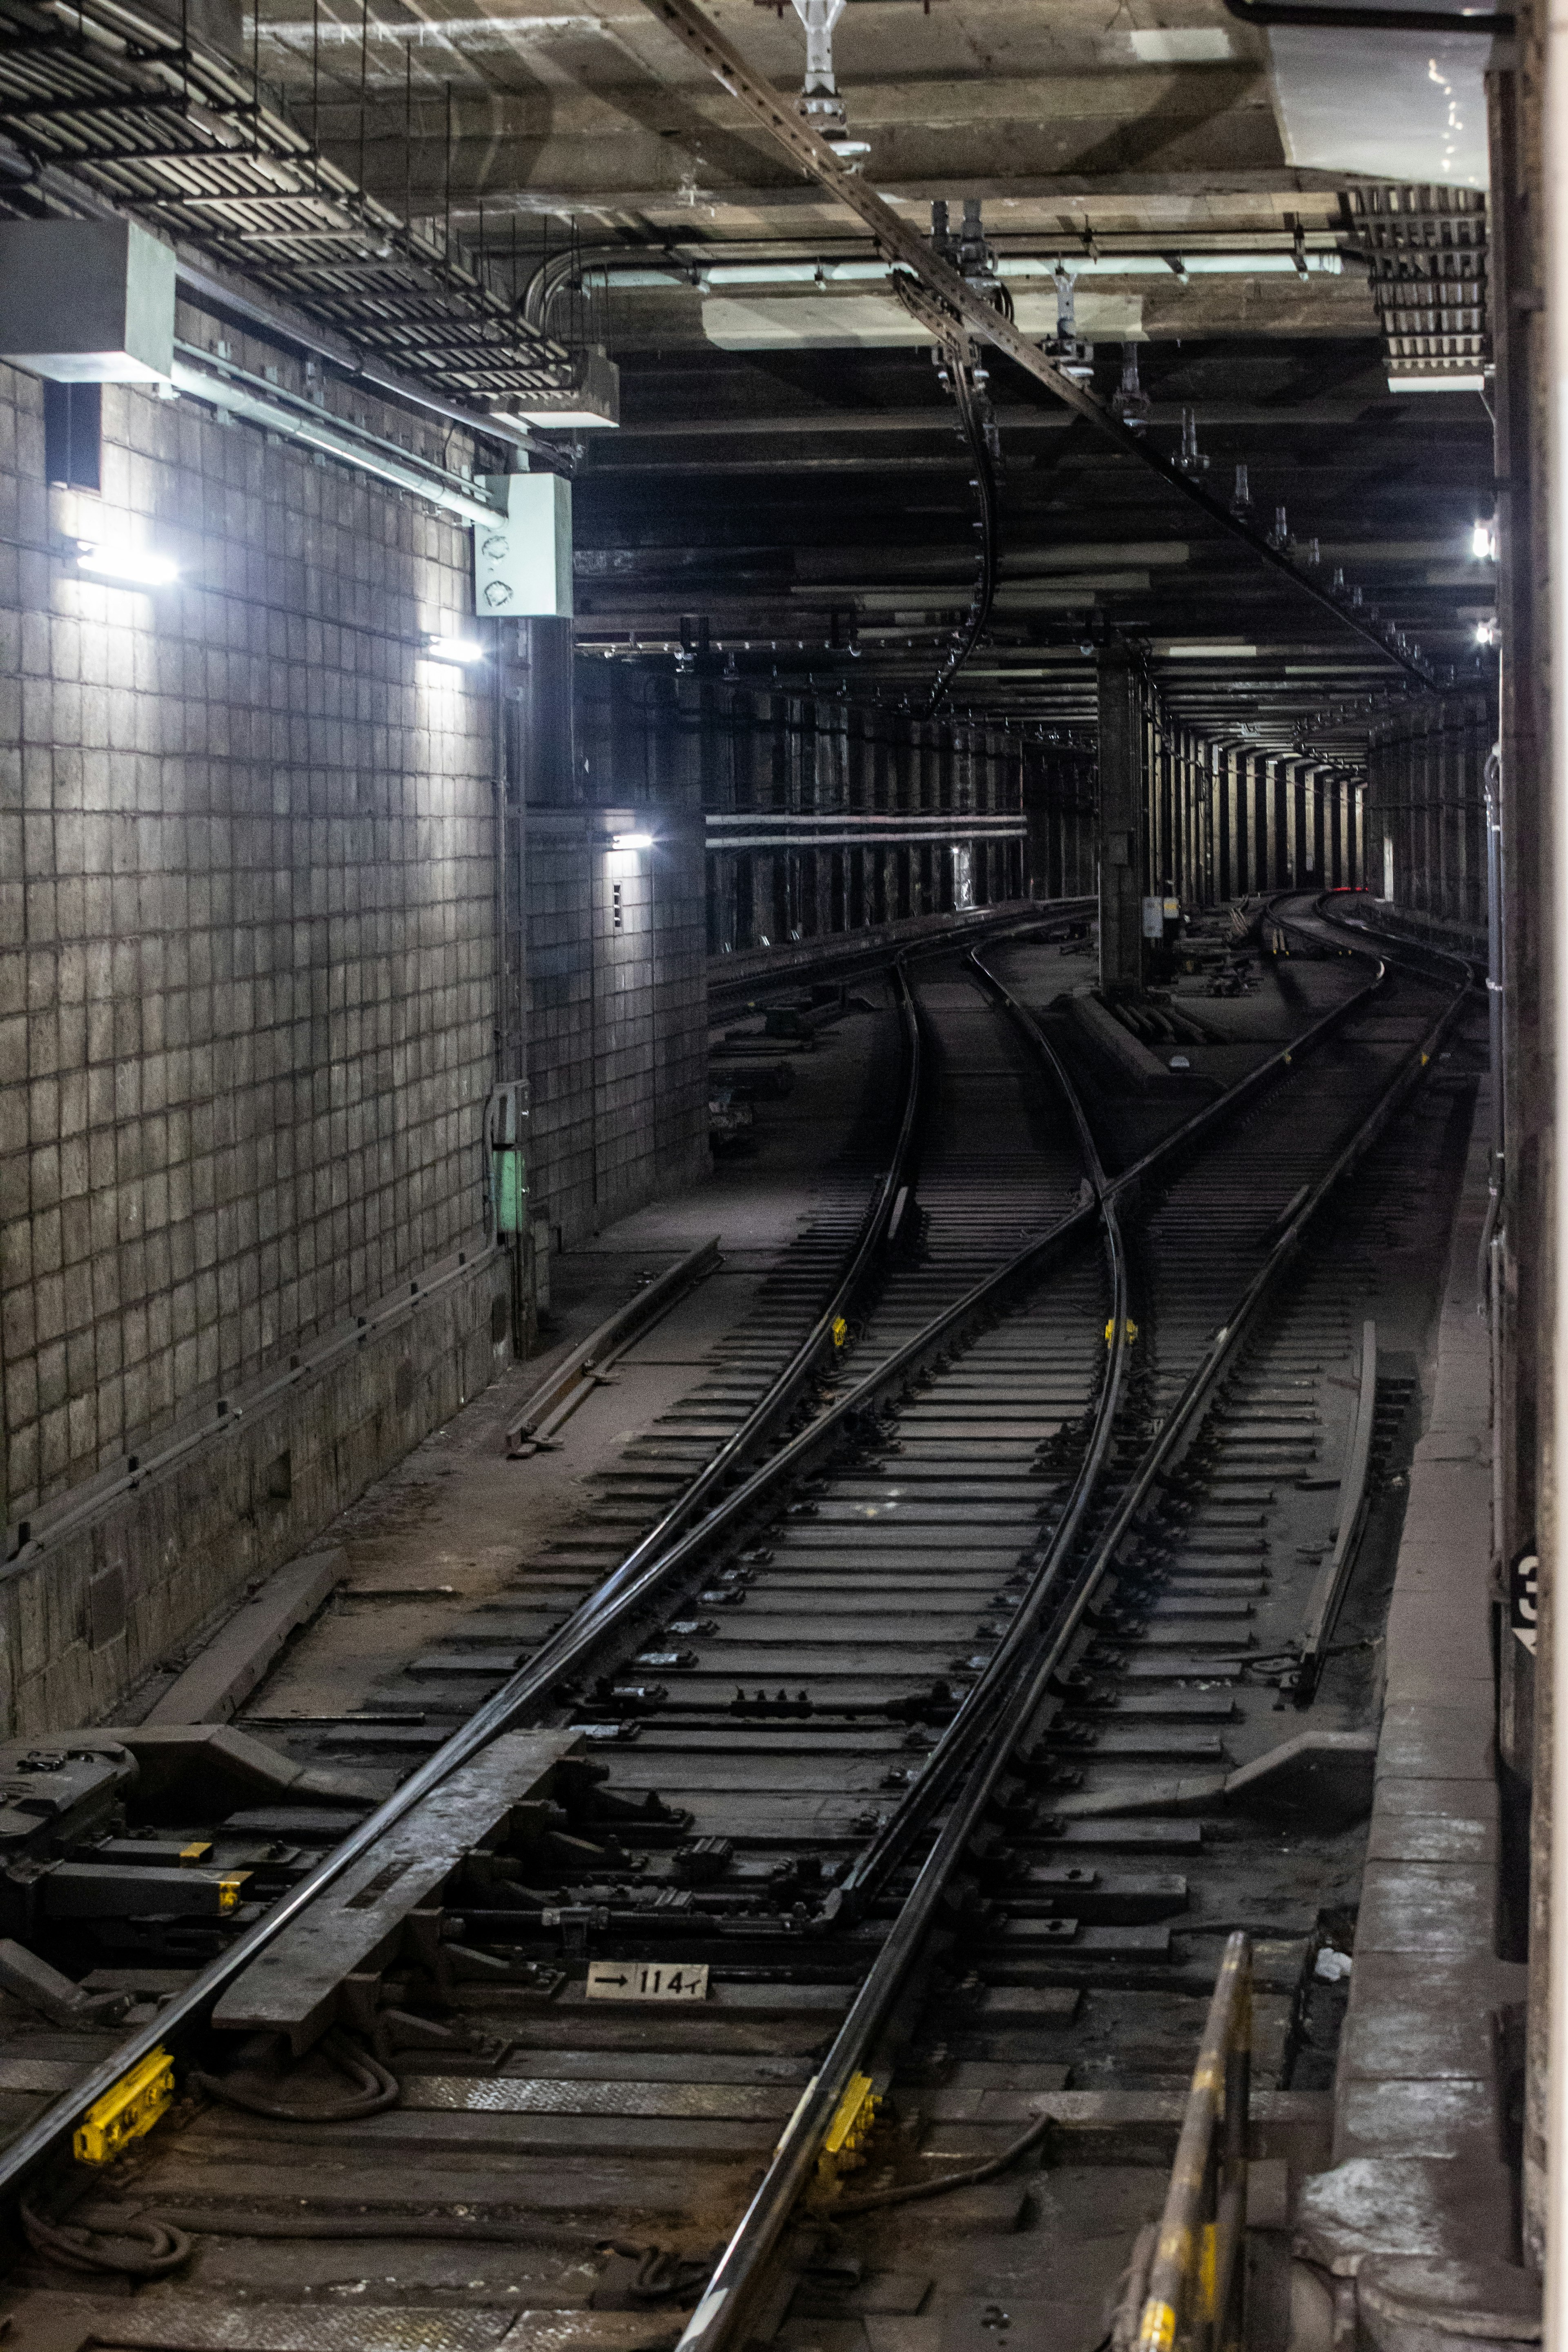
<box><xmin>1098</xmin><ymin>645</ymin><xmax>1146</xmax><ymax>999</ymax></box>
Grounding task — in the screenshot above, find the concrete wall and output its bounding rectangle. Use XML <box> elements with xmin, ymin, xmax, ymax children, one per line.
<box><xmin>526</xmin><ymin>802</ymin><xmax>709</xmax><ymax>1252</ymax></box>
<box><xmin>0</xmin><ymin>321</ymin><xmax>509</xmax><ymax>1722</ymax></box>
<box><xmin>0</xmin><ymin>1250</ymin><xmax>506</xmax><ymax>1735</ymax></box>
<box><xmin>1364</xmin><ymin>693</ymin><xmax>1494</xmax><ymax>951</ymax></box>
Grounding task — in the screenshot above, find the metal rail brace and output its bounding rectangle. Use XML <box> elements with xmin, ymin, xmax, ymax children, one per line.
<box><xmin>1292</xmin><ymin>1317</ymin><xmax>1379</xmax><ymax>1702</ymax></box>
<box><xmin>505</xmin><ymin>1237</ymin><xmax>723</xmax><ymax>1456</ymax></box>
<box><xmin>1130</xmin><ymin>1932</ymin><xmax>1254</xmax><ymax>2352</ymax></box>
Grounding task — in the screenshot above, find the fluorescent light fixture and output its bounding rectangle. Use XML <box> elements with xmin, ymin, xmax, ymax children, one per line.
<box><xmin>517</xmin><ymin>405</ymin><xmax>619</xmax><ymax>430</ymax></box>
<box><xmin>425</xmin><ymin>633</ymin><xmax>484</xmax><ymax>665</ymax></box>
<box><xmin>1472</xmin><ymin>519</ymin><xmax>1497</xmax><ymax>561</ymax></box>
<box><xmin>1153</xmin><ymin>641</ymin><xmax>1258</xmax><ymax>658</ymax></box>
<box><xmin>75</xmin><ymin>537</ymin><xmax>178</xmax><ymax>587</ymax></box>
<box><xmin>611</xmin><ymin>832</ymin><xmax>655</xmax><ymax>851</ymax></box>
<box><xmin>1387</xmin><ymin>373</ymin><xmax>1487</xmax><ymax>394</ymax></box>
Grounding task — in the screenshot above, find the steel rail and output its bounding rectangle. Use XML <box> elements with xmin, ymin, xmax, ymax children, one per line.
<box><xmin>672</xmin><ymin>964</ymin><xmax>1473</xmax><ymax>2352</ymax></box>
<box><xmin>1295</xmin><ymin>1316</ymin><xmax>1379</xmax><ymax>1701</ymax></box>
<box><xmin>505</xmin><ymin>1236</ymin><xmax>724</xmax><ymax>1457</ymax></box>
<box><xmin>515</xmin><ymin>956</ymin><xmax>924</xmax><ymax>1632</ymax></box>
<box><xmin>1304</xmin><ymin>888</ymin><xmax>1486</xmax><ymax>987</ymax></box>
<box><xmin>826</xmin><ymin>944</ymin><xmax>1127</xmax><ymax>1922</ymax></box>
<box><xmin>0</xmin><ymin>967</ymin><xmax>924</xmax><ymax>2205</ymax></box>
<box><xmin>707</xmin><ymin>899</ymin><xmax>1096</xmax><ymax>1026</ymax></box>
<box><xmin>0</xmin><ymin>934</ymin><xmax>1401</xmax><ymax>2211</ymax></box>
<box><xmin>632</xmin><ymin>0</ymin><xmax>1438</xmax><ymax>691</ymax></box>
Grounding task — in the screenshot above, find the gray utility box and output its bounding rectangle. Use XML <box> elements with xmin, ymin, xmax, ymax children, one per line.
<box><xmin>475</xmin><ymin>470</ymin><xmax>574</xmax><ymax>619</ymax></box>
<box><xmin>0</xmin><ymin>217</ymin><xmax>175</xmax><ymax>382</ymax></box>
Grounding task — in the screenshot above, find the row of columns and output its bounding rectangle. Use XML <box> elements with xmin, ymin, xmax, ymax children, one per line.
<box><xmin>1362</xmin><ymin>695</ymin><xmax>1494</xmax><ymax>947</ymax></box>
<box><xmin>1096</xmin><ymin>646</ymin><xmax>1365</xmax><ymax>996</ymax></box>
<box><xmin>590</xmin><ymin>674</ymin><xmax>1036</xmax><ymax>818</ymax></box>
<box><xmin>706</xmin><ymin>836</ymin><xmax>1029</xmax><ymax>954</ymax></box>
<box><xmin>572</xmin><ymin>670</ymin><xmax>1098</xmax><ymax>956</ymax></box>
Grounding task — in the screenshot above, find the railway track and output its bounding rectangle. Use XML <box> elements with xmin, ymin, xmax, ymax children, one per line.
<box><xmin>0</xmin><ymin>906</ymin><xmax>1482</xmax><ymax>2352</ymax></box>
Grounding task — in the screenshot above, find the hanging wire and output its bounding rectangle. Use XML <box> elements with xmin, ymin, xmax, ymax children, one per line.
<box><xmin>443</xmin><ymin>79</ymin><xmax>453</xmax><ymax>260</ymax></box>
<box><xmin>403</xmin><ymin>41</ymin><xmax>412</xmax><ymax>227</ymax></box>
<box><xmin>358</xmin><ymin>0</ymin><xmax>369</xmax><ymax>202</ymax></box>
<box><xmin>924</xmin><ymin>339</ymin><xmax>998</xmax><ymax>720</ymax></box>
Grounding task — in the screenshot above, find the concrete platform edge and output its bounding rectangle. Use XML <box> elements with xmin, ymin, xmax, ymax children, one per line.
<box><xmin>1294</xmin><ymin>1076</ymin><xmax>1539</xmax><ymax>2345</ymax></box>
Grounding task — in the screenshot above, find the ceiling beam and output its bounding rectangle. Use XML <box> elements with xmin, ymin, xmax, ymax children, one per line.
<box><xmin>431</xmin><ymin>172</ymin><xmax>1361</xmax><ymax>216</ymax></box>
<box><xmin>630</xmin><ymin>0</ymin><xmax>1437</xmax><ymax>690</ymax></box>
<box><xmin>606</xmin><ymin>401</ymin><xmax>1385</xmax><ymax>436</ymax></box>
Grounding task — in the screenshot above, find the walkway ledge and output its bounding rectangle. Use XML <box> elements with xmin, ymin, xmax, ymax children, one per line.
<box><xmin>1295</xmin><ymin>1076</ymin><xmax>1537</xmax><ymax>2349</ymax></box>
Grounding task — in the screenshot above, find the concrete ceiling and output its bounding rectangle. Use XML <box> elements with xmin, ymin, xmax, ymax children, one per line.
<box><xmin>251</xmin><ymin>0</ymin><xmax>1499</xmax><ymax>748</ymax></box>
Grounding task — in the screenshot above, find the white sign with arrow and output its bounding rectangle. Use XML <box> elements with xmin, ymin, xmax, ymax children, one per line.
<box><xmin>586</xmin><ymin>1960</ymin><xmax>710</xmax><ymax>2002</ymax></box>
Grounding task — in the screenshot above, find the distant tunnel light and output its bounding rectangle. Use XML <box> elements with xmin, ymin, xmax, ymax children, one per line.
<box><xmin>425</xmin><ymin>633</ymin><xmax>485</xmax><ymax>665</ymax></box>
<box><xmin>611</xmin><ymin>831</ymin><xmax>655</xmax><ymax>851</ymax></box>
<box><xmin>1472</xmin><ymin>520</ymin><xmax>1497</xmax><ymax>561</ymax></box>
<box><xmin>75</xmin><ymin>537</ymin><xmax>178</xmax><ymax>587</ymax></box>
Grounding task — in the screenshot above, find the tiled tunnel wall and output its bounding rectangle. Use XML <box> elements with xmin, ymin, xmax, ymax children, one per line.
<box><xmin>0</xmin><ymin>336</ymin><xmax>1389</xmax><ymax>1732</ymax></box>
<box><xmin>525</xmin><ymin>800</ymin><xmax>709</xmax><ymax>1254</ymax></box>
<box><xmin>0</xmin><ymin>336</ymin><xmax>512</xmax><ymax>1728</ymax></box>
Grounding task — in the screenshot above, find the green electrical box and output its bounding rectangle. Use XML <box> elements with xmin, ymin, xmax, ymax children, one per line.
<box><xmin>494</xmin><ymin>1145</ymin><xmax>526</xmax><ymax>1235</ymax></box>
<box><xmin>487</xmin><ymin>1082</ymin><xmax>528</xmax><ymax>1237</ymax></box>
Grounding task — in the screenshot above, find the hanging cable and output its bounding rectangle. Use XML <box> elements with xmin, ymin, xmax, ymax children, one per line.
<box><xmin>922</xmin><ymin>334</ymin><xmax>998</xmax><ymax>719</ymax></box>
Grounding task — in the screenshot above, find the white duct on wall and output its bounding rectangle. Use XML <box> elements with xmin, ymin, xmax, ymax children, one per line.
<box><xmin>1264</xmin><ymin>25</ymin><xmax>1495</xmax><ymax>187</ymax></box>
<box><xmin>0</xmin><ymin>217</ymin><xmax>175</xmax><ymax>383</ymax></box>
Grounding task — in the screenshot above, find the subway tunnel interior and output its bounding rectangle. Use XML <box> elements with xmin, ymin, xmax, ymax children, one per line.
<box><xmin>0</xmin><ymin>0</ymin><xmax>1550</xmax><ymax>2346</ymax></box>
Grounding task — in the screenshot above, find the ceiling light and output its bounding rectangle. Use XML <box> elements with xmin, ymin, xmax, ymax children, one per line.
<box><xmin>516</xmin><ymin>405</ymin><xmax>619</xmax><ymax>430</ymax></box>
<box><xmin>1475</xmin><ymin>618</ymin><xmax>1500</xmax><ymax>647</ymax></box>
<box><xmin>75</xmin><ymin>538</ymin><xmax>178</xmax><ymax>587</ymax></box>
<box><xmin>1472</xmin><ymin>520</ymin><xmax>1497</xmax><ymax>561</ymax></box>
<box><xmin>425</xmin><ymin>634</ymin><xmax>484</xmax><ymax>665</ymax></box>
<box><xmin>611</xmin><ymin>832</ymin><xmax>655</xmax><ymax>851</ymax></box>
<box><xmin>1387</xmin><ymin>374</ymin><xmax>1487</xmax><ymax>395</ymax></box>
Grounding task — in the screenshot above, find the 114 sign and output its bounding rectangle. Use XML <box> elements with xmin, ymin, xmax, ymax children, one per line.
<box><xmin>586</xmin><ymin>1960</ymin><xmax>710</xmax><ymax>2002</ymax></box>
<box><xmin>1513</xmin><ymin>1550</ymin><xmax>1539</xmax><ymax>1656</ymax></box>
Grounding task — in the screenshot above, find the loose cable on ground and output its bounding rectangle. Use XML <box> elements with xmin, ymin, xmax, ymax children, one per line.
<box><xmin>831</xmin><ymin>2108</ymin><xmax>1051</xmax><ymax>2214</ymax></box>
<box><xmin>20</xmin><ymin>2201</ymin><xmax>192</xmax><ymax>2278</ymax></box>
<box><xmin>188</xmin><ymin>2028</ymin><xmax>399</xmax><ymax>2122</ymax></box>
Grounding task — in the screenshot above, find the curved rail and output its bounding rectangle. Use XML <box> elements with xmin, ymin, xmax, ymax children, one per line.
<box><xmin>669</xmin><ymin>956</ymin><xmax>1472</xmax><ymax>2352</ymax></box>
<box><xmin>0</xmin><ymin>928</ymin><xmax>1432</xmax><ymax>2223</ymax></box>
<box><xmin>823</xmin><ymin>945</ymin><xmax>1130</xmax><ymax>1924</ymax></box>
<box><xmin>0</xmin><ymin>966</ymin><xmax>922</xmax><ymax>2205</ymax></box>
<box><xmin>1303</xmin><ymin>888</ymin><xmax>1486</xmax><ymax>988</ymax></box>
<box><xmin>707</xmin><ymin>899</ymin><xmax>1095</xmax><ymax>1028</ymax></box>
